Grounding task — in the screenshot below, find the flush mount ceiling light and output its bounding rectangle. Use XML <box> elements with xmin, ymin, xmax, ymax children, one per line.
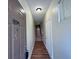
<box><xmin>36</xmin><ymin>8</ymin><xmax>42</xmax><ymax>12</ymax></box>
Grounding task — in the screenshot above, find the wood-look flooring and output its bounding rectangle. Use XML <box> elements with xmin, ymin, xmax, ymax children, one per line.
<box><xmin>31</xmin><ymin>41</ymin><xmax>50</xmax><ymax>59</ymax></box>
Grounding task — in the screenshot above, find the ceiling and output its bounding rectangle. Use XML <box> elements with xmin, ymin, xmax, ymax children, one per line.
<box><xmin>26</xmin><ymin>0</ymin><xmax>52</xmax><ymax>25</ymax></box>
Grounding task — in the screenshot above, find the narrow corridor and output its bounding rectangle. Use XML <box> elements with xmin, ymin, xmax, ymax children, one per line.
<box><xmin>31</xmin><ymin>41</ymin><xmax>50</xmax><ymax>59</ymax></box>
<box><xmin>8</xmin><ymin>0</ymin><xmax>71</xmax><ymax>59</ymax></box>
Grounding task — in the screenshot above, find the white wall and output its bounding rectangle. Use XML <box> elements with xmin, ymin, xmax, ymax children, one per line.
<box><xmin>18</xmin><ymin>0</ymin><xmax>35</xmax><ymax>59</ymax></box>
<box><xmin>44</xmin><ymin>18</ymin><xmax>54</xmax><ymax>59</ymax></box>
<box><xmin>43</xmin><ymin>1</ymin><xmax>54</xmax><ymax>59</ymax></box>
<box><xmin>26</xmin><ymin>11</ymin><xmax>35</xmax><ymax>59</ymax></box>
<box><xmin>43</xmin><ymin>0</ymin><xmax>71</xmax><ymax>59</ymax></box>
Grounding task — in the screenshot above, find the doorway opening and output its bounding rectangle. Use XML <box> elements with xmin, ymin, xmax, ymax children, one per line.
<box><xmin>35</xmin><ymin>25</ymin><xmax>42</xmax><ymax>41</ymax></box>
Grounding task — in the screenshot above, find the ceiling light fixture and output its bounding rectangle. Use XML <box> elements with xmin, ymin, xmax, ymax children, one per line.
<box><xmin>36</xmin><ymin>8</ymin><xmax>42</xmax><ymax>12</ymax></box>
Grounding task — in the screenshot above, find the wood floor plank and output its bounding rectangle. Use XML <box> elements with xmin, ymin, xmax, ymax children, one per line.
<box><xmin>31</xmin><ymin>41</ymin><xmax>50</xmax><ymax>59</ymax></box>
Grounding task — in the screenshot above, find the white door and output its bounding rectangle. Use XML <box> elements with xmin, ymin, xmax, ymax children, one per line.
<box><xmin>12</xmin><ymin>23</ymin><xmax>20</xmax><ymax>59</ymax></box>
<box><xmin>20</xmin><ymin>27</ymin><xmax>26</xmax><ymax>59</ymax></box>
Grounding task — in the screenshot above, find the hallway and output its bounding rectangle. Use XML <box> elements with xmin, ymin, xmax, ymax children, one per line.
<box><xmin>31</xmin><ymin>41</ymin><xmax>50</xmax><ymax>59</ymax></box>
<box><xmin>8</xmin><ymin>0</ymin><xmax>71</xmax><ymax>59</ymax></box>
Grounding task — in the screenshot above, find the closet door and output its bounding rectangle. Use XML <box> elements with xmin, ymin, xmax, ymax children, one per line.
<box><xmin>20</xmin><ymin>26</ymin><xmax>26</xmax><ymax>59</ymax></box>
<box><xmin>12</xmin><ymin>22</ymin><xmax>20</xmax><ymax>59</ymax></box>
